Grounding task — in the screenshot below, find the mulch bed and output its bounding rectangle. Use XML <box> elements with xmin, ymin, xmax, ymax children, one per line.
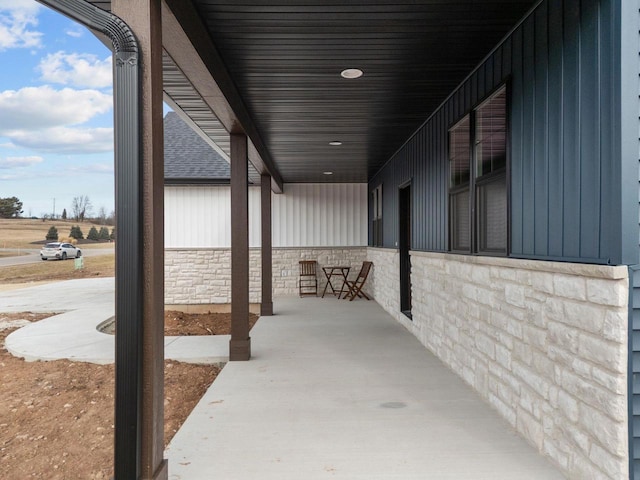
<box><xmin>164</xmin><ymin>310</ymin><xmax>259</xmax><ymax>335</ymax></box>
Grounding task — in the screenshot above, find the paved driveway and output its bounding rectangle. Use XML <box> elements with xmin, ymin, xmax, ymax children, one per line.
<box><xmin>0</xmin><ymin>247</ymin><xmax>114</xmax><ymax>267</ymax></box>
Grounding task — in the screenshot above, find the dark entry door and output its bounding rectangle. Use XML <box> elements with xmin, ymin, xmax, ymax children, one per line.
<box><xmin>399</xmin><ymin>184</ymin><xmax>412</xmax><ymax>319</ymax></box>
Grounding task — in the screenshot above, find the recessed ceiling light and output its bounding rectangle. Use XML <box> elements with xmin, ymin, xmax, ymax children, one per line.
<box><xmin>323</xmin><ymin>171</ymin><xmax>333</xmax><ymax>175</ymax></box>
<box><xmin>340</xmin><ymin>68</ymin><xmax>363</xmax><ymax>79</ymax></box>
<box><xmin>329</xmin><ymin>141</ymin><xmax>342</xmax><ymax>146</ymax></box>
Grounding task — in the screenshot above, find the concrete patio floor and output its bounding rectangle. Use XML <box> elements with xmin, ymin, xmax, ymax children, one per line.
<box><xmin>166</xmin><ymin>296</ymin><xmax>566</xmax><ymax>480</ymax></box>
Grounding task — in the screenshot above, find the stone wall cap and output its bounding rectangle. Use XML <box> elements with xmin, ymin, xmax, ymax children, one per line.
<box><xmin>166</xmin><ymin>246</ymin><xmax>368</xmax><ymax>251</ymax></box>
<box><xmin>407</xmin><ymin>251</ymin><xmax>628</xmax><ymax>280</ymax></box>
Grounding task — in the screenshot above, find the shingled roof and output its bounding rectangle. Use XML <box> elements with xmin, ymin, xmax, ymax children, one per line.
<box><xmin>164</xmin><ymin>111</ymin><xmax>230</xmax><ymax>183</ymax></box>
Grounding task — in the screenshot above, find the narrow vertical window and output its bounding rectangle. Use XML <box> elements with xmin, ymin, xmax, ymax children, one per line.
<box><xmin>372</xmin><ymin>184</ymin><xmax>383</xmax><ymax>247</ymax></box>
<box><xmin>449</xmin><ymin>116</ymin><xmax>471</xmax><ymax>252</ymax></box>
<box><xmin>448</xmin><ymin>85</ymin><xmax>508</xmax><ymax>256</ymax></box>
<box><xmin>475</xmin><ymin>86</ymin><xmax>507</xmax><ymax>254</ymax></box>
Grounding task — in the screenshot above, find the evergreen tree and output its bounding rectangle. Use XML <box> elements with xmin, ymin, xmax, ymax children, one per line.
<box><xmin>61</xmin><ymin>208</ymin><xmax>67</xmax><ymax>220</ymax></box>
<box><xmin>110</xmin><ymin>227</ymin><xmax>116</xmax><ymax>241</ymax></box>
<box><xmin>87</xmin><ymin>226</ymin><xmax>99</xmax><ymax>241</ymax></box>
<box><xmin>98</xmin><ymin>226</ymin><xmax>110</xmax><ymax>240</ymax></box>
<box><xmin>0</xmin><ymin>197</ymin><xmax>23</xmax><ymax>218</ymax></box>
<box><xmin>69</xmin><ymin>225</ymin><xmax>84</xmax><ymax>240</ymax></box>
<box><xmin>45</xmin><ymin>226</ymin><xmax>58</xmax><ymax>241</ymax></box>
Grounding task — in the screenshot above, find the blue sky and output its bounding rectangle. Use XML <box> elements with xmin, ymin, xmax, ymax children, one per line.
<box><xmin>0</xmin><ymin>0</ymin><xmax>119</xmax><ymax>217</ymax></box>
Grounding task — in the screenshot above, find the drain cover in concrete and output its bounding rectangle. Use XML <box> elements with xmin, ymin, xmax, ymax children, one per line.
<box><xmin>380</xmin><ymin>401</ymin><xmax>407</xmax><ymax>409</ymax></box>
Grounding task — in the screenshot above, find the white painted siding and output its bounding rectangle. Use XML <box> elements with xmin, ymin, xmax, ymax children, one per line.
<box><xmin>272</xmin><ymin>184</ymin><xmax>367</xmax><ymax>247</ymax></box>
<box><xmin>165</xmin><ymin>183</ymin><xmax>367</xmax><ymax>248</ymax></box>
<box><xmin>164</xmin><ymin>186</ymin><xmax>260</xmax><ymax>248</ymax></box>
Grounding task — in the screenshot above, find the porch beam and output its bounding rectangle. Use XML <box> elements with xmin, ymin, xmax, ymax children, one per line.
<box><xmin>261</xmin><ymin>174</ymin><xmax>273</xmax><ymax>316</ymax></box>
<box><xmin>161</xmin><ymin>0</ymin><xmax>284</xmax><ymax>193</ymax></box>
<box><xmin>230</xmin><ymin>133</ymin><xmax>251</xmax><ymax>360</ymax></box>
<box><xmin>111</xmin><ymin>1</ymin><xmax>167</xmax><ymax>478</ymax></box>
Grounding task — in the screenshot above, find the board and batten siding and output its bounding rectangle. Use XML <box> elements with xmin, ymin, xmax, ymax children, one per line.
<box><xmin>626</xmin><ymin>0</ymin><xmax>640</xmax><ymax>477</ymax></box>
<box><xmin>370</xmin><ymin>0</ymin><xmax>634</xmax><ymax>266</ymax></box>
<box><xmin>165</xmin><ymin>183</ymin><xmax>367</xmax><ymax>248</ymax></box>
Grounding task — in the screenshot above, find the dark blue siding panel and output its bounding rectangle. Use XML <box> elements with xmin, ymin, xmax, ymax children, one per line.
<box><xmin>369</xmin><ymin>0</ymin><xmax>625</xmax><ymax>265</ymax></box>
<box><xmin>597</xmin><ymin>0</ymin><xmax>617</xmax><ymax>264</ymax></box>
<box><xmin>470</xmin><ymin>73</ymin><xmax>477</xmax><ymax>109</ymax></box>
<box><xmin>502</xmin><ymin>36</ymin><xmax>512</xmax><ymax>79</ymax></box>
<box><xmin>464</xmin><ymin>81</ymin><xmax>471</xmax><ymax>116</ymax></box>
<box><xmin>521</xmin><ymin>16</ymin><xmax>536</xmax><ymax>254</ymax></box>
<box><xmin>561</xmin><ymin>0</ymin><xmax>581</xmax><ymax>258</ymax></box>
<box><xmin>493</xmin><ymin>46</ymin><xmax>502</xmax><ymax>86</ymax></box>
<box><xmin>475</xmin><ymin>65</ymin><xmax>484</xmax><ymax>106</ymax></box>
<box><xmin>534</xmin><ymin>4</ymin><xmax>549</xmax><ymax>256</ymax></box>
<box><xmin>485</xmin><ymin>56</ymin><xmax>494</xmax><ymax>94</ymax></box>
<box><xmin>510</xmin><ymin>26</ymin><xmax>525</xmax><ymax>255</ymax></box>
<box><xmin>547</xmin><ymin>0</ymin><xmax>564</xmax><ymax>257</ymax></box>
<box><xmin>579</xmin><ymin>0</ymin><xmax>601</xmax><ymax>260</ymax></box>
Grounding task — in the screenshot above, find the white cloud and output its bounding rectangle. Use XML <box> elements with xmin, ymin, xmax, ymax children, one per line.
<box><xmin>0</xmin><ymin>155</ymin><xmax>42</xmax><ymax>168</ymax></box>
<box><xmin>0</xmin><ymin>86</ymin><xmax>112</xmax><ymax>131</ymax></box>
<box><xmin>0</xmin><ymin>0</ymin><xmax>42</xmax><ymax>51</ymax></box>
<box><xmin>67</xmin><ymin>163</ymin><xmax>113</xmax><ymax>174</ymax></box>
<box><xmin>8</xmin><ymin>126</ymin><xmax>113</xmax><ymax>154</ymax></box>
<box><xmin>38</xmin><ymin>51</ymin><xmax>112</xmax><ymax>89</ymax></box>
<box><xmin>65</xmin><ymin>28</ymin><xmax>83</xmax><ymax>38</ymax></box>
<box><xmin>0</xmin><ymin>1</ymin><xmax>39</xmax><ymax>11</ymax></box>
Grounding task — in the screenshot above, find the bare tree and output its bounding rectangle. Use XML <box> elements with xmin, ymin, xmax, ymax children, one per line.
<box><xmin>71</xmin><ymin>195</ymin><xmax>92</xmax><ymax>222</ymax></box>
<box><xmin>97</xmin><ymin>206</ymin><xmax>107</xmax><ymax>225</ymax></box>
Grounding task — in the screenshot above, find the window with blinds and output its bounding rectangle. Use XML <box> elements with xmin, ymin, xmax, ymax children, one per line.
<box><xmin>448</xmin><ymin>85</ymin><xmax>507</xmax><ymax>256</ymax></box>
<box><xmin>449</xmin><ymin>116</ymin><xmax>471</xmax><ymax>252</ymax></box>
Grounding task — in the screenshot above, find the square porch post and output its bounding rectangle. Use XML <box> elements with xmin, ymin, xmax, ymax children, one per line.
<box><xmin>261</xmin><ymin>174</ymin><xmax>273</xmax><ymax>316</ymax></box>
<box><xmin>230</xmin><ymin>133</ymin><xmax>251</xmax><ymax>360</ymax></box>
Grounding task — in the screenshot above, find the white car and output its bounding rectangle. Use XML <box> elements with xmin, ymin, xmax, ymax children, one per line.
<box><xmin>40</xmin><ymin>242</ymin><xmax>82</xmax><ymax>261</ymax></box>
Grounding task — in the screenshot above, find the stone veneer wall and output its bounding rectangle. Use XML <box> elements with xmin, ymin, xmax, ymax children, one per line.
<box><xmin>367</xmin><ymin>247</ymin><xmax>629</xmax><ymax>480</ymax></box>
<box><xmin>165</xmin><ymin>247</ymin><xmax>367</xmax><ymax>304</ymax></box>
<box><xmin>366</xmin><ymin>247</ymin><xmax>400</xmax><ymax>315</ymax></box>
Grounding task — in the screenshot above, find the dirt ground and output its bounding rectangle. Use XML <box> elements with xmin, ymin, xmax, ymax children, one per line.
<box><xmin>0</xmin><ymin>310</ymin><xmax>257</xmax><ymax>479</ymax></box>
<box><xmin>164</xmin><ymin>310</ymin><xmax>258</xmax><ymax>335</ymax></box>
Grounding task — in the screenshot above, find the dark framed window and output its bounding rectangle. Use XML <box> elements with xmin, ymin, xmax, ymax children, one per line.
<box><xmin>372</xmin><ymin>184</ymin><xmax>383</xmax><ymax>247</ymax></box>
<box><xmin>448</xmin><ymin>85</ymin><xmax>507</xmax><ymax>255</ymax></box>
<box><xmin>449</xmin><ymin>116</ymin><xmax>471</xmax><ymax>252</ymax></box>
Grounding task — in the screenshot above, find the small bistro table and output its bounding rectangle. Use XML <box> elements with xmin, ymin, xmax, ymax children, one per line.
<box><xmin>321</xmin><ymin>266</ymin><xmax>351</xmax><ymax>298</ymax></box>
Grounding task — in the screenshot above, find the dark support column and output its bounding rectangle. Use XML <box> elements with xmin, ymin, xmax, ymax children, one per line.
<box><xmin>230</xmin><ymin>133</ymin><xmax>251</xmax><ymax>360</ymax></box>
<box><xmin>261</xmin><ymin>174</ymin><xmax>274</xmax><ymax>316</ymax></box>
<box><xmin>112</xmin><ymin>1</ymin><xmax>167</xmax><ymax>479</ymax></box>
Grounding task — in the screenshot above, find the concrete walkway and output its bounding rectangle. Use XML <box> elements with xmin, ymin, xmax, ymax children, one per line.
<box><xmin>165</xmin><ymin>296</ymin><xmax>566</xmax><ymax>480</ymax></box>
<box><xmin>0</xmin><ymin>278</ymin><xmax>228</xmax><ymax>364</ymax></box>
<box><xmin>0</xmin><ymin>279</ymin><xmax>566</xmax><ymax>478</ymax></box>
